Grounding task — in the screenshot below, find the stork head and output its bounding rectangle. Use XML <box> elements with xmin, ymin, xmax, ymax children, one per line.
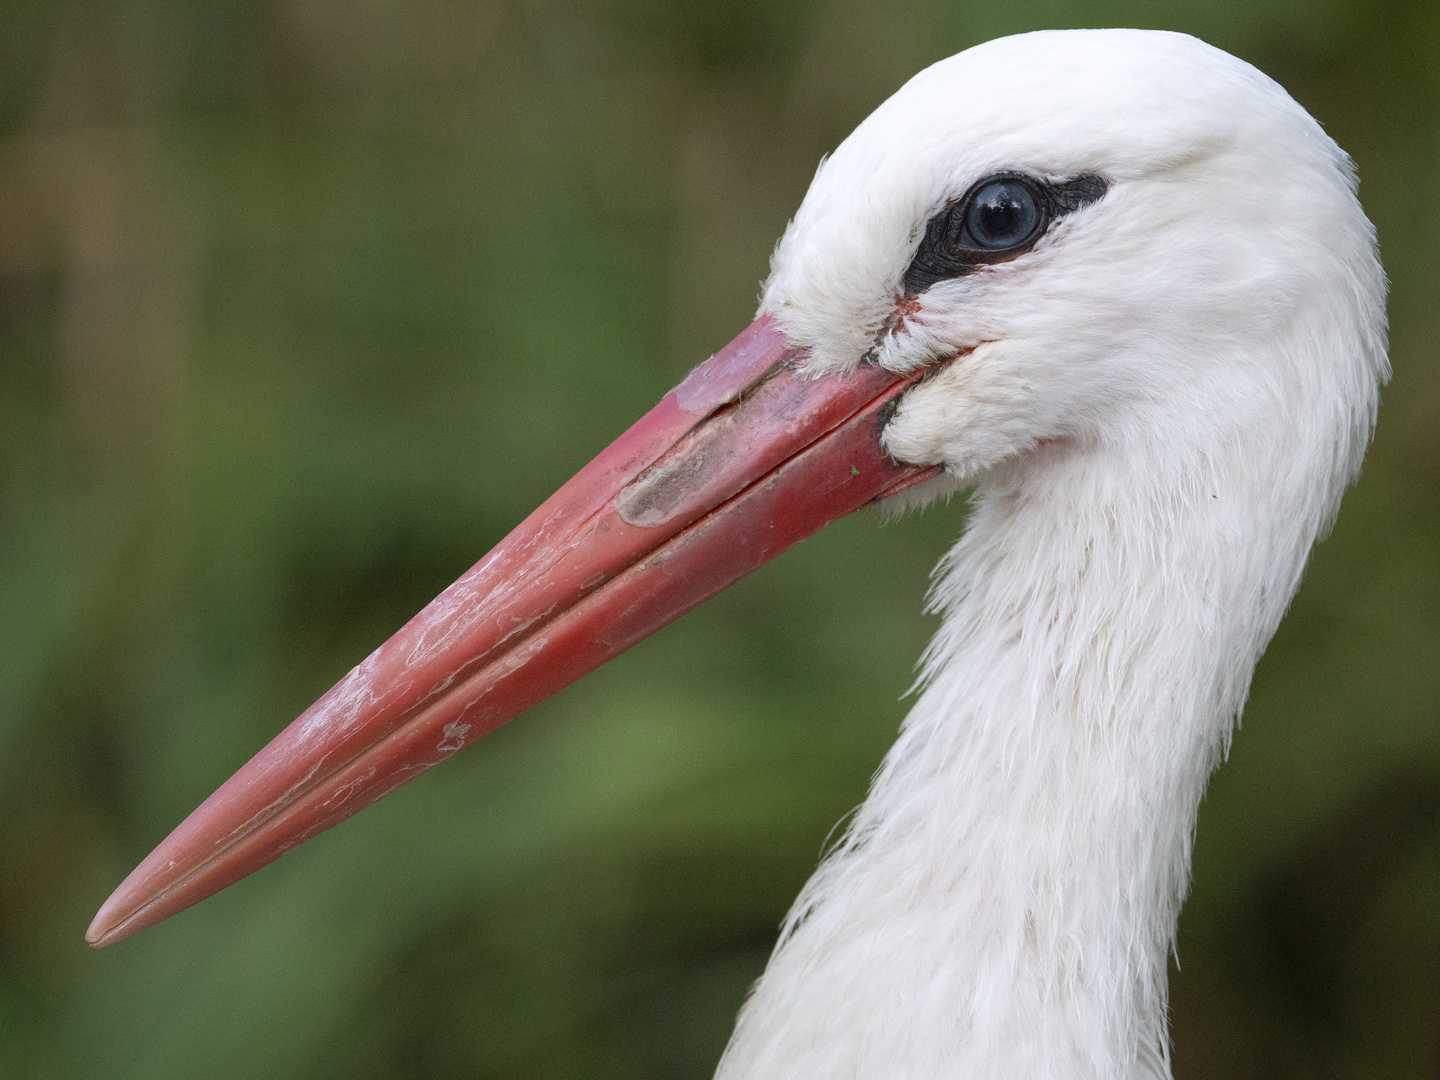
<box><xmin>87</xmin><ymin>29</ymin><xmax>1386</xmax><ymax>948</ymax></box>
<box><xmin>769</xmin><ymin>29</ymin><xmax>1385</xmax><ymax>494</ymax></box>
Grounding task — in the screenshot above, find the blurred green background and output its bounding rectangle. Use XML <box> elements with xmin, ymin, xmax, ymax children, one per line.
<box><xmin>0</xmin><ymin>0</ymin><xmax>1436</xmax><ymax>1077</ymax></box>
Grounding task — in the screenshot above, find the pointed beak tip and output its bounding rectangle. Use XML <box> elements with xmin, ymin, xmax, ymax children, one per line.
<box><xmin>84</xmin><ymin>915</ymin><xmax>113</xmax><ymax>949</ymax></box>
<box><xmin>86</xmin><ymin>885</ymin><xmax>146</xmax><ymax>948</ymax></box>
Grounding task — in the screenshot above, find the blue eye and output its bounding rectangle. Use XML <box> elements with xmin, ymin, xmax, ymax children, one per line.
<box><xmin>965</xmin><ymin>180</ymin><xmax>1044</xmax><ymax>249</ymax></box>
<box><xmin>902</xmin><ymin>172</ymin><xmax>1105</xmax><ymax>295</ymax></box>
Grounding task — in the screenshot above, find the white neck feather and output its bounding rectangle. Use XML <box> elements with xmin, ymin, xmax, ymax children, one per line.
<box><xmin>717</xmin><ymin>423</ymin><xmax>1330</xmax><ymax>1080</ymax></box>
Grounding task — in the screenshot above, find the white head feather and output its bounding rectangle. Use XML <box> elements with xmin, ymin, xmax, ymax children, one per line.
<box><xmin>718</xmin><ymin>29</ymin><xmax>1387</xmax><ymax>1080</ymax></box>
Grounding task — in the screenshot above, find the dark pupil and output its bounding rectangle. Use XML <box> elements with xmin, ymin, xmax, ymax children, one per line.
<box><xmin>966</xmin><ymin>181</ymin><xmax>1039</xmax><ymax>249</ymax></box>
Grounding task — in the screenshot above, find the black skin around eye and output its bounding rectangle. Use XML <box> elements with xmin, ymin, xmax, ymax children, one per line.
<box><xmin>902</xmin><ymin>172</ymin><xmax>1108</xmax><ymax>295</ymax></box>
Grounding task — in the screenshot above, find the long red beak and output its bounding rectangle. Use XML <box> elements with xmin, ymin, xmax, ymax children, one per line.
<box><xmin>87</xmin><ymin>316</ymin><xmax>940</xmax><ymax>947</ymax></box>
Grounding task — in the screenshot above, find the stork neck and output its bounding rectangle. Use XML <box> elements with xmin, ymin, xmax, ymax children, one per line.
<box><xmin>718</xmin><ymin>448</ymin><xmax>1299</xmax><ymax>1080</ymax></box>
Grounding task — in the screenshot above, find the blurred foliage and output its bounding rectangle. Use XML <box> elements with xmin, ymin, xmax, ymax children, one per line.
<box><xmin>0</xmin><ymin>0</ymin><xmax>1436</xmax><ymax>1077</ymax></box>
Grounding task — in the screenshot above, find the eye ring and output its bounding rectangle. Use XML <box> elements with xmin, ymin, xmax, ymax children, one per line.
<box><xmin>901</xmin><ymin>171</ymin><xmax>1106</xmax><ymax>295</ymax></box>
<box><xmin>924</xmin><ymin>172</ymin><xmax>1052</xmax><ymax>274</ymax></box>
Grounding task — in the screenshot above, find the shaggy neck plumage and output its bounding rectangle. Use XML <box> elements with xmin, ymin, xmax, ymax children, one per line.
<box><xmin>717</xmin><ymin>436</ymin><xmax>1313</xmax><ymax>1080</ymax></box>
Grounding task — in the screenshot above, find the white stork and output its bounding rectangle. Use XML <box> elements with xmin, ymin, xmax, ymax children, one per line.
<box><xmin>88</xmin><ymin>29</ymin><xmax>1387</xmax><ymax>1080</ymax></box>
